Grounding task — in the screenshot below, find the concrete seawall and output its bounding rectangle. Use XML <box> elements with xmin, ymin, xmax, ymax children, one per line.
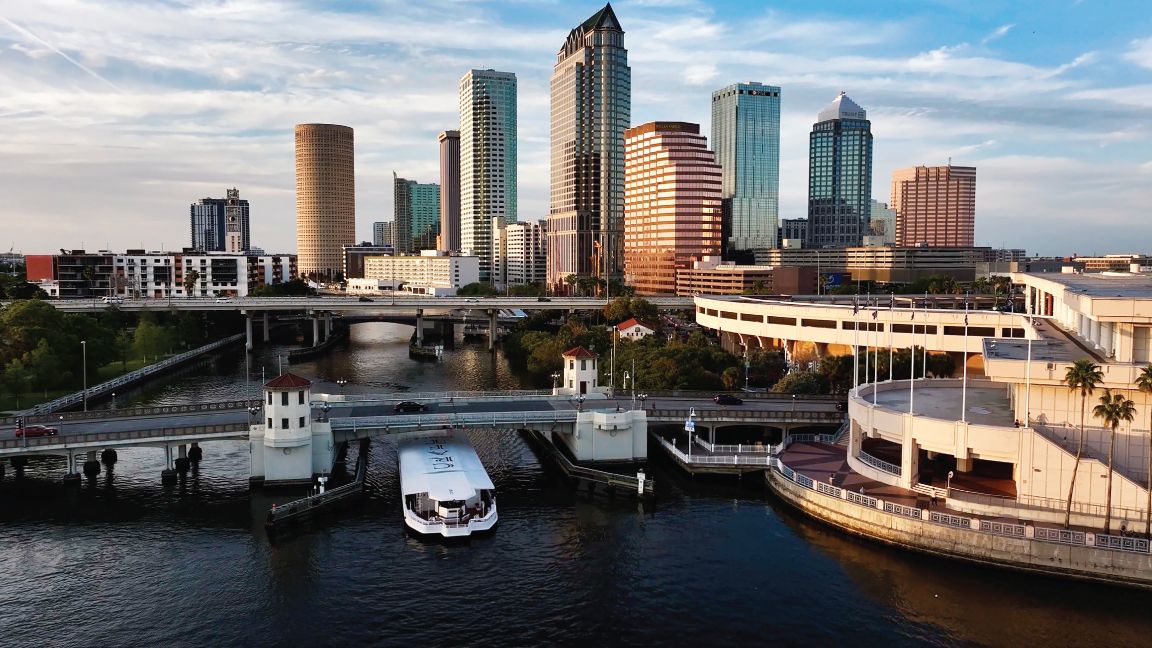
<box><xmin>766</xmin><ymin>468</ymin><xmax>1152</xmax><ymax>590</ymax></box>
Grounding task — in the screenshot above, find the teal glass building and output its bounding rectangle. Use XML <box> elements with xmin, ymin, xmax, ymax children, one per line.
<box><xmin>711</xmin><ymin>82</ymin><xmax>781</xmax><ymax>259</ymax></box>
<box><xmin>807</xmin><ymin>92</ymin><xmax>873</xmax><ymax>248</ymax></box>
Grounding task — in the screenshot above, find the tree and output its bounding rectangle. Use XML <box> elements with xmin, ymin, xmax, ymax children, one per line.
<box><xmin>1135</xmin><ymin>365</ymin><xmax>1152</xmax><ymax>538</ymax></box>
<box><xmin>134</xmin><ymin>319</ymin><xmax>173</xmax><ymax>362</ymax></box>
<box><xmin>721</xmin><ymin>366</ymin><xmax>742</xmax><ymax>390</ymax></box>
<box><xmin>457</xmin><ymin>282</ymin><xmax>500</xmax><ymax>297</ymax></box>
<box><xmin>772</xmin><ymin>370</ymin><xmax>826</xmax><ymax>395</ymax></box>
<box><xmin>1092</xmin><ymin>389</ymin><xmax>1136</xmax><ymax>534</ymax></box>
<box><xmin>184</xmin><ymin>269</ymin><xmax>200</xmax><ymax>296</ymax></box>
<box><xmin>1063</xmin><ymin>359</ymin><xmax>1104</xmax><ymax>528</ymax></box>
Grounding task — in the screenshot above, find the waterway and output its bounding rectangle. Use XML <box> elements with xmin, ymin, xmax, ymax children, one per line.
<box><xmin>2</xmin><ymin>323</ymin><xmax>1151</xmax><ymax>647</ymax></box>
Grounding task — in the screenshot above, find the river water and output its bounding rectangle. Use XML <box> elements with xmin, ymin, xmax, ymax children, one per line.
<box><xmin>2</xmin><ymin>323</ymin><xmax>1151</xmax><ymax>647</ymax></box>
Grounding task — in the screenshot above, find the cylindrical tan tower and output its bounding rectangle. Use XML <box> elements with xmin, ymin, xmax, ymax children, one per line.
<box><xmin>295</xmin><ymin>123</ymin><xmax>355</xmax><ymax>279</ymax></box>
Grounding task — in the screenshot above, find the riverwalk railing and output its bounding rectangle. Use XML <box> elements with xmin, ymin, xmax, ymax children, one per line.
<box><xmin>655</xmin><ymin>435</ymin><xmax>772</xmax><ymax>467</ymax></box>
<box><xmin>693</xmin><ymin>437</ymin><xmax>771</xmax><ymax>454</ymax></box>
<box><xmin>949</xmin><ymin>487</ymin><xmax>1148</xmax><ymax>524</ymax></box>
<box><xmin>769</xmin><ymin>452</ymin><xmax>1152</xmax><ymax>557</ymax></box>
<box><xmin>858</xmin><ymin>450</ymin><xmax>902</xmax><ymax>476</ymax></box>
<box><xmin>7</xmin><ymin>333</ymin><xmax>246</xmax><ymax>420</ymax></box>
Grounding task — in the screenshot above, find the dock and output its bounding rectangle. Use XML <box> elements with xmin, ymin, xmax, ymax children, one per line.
<box><xmin>522</xmin><ymin>428</ymin><xmax>653</xmax><ymax>497</ymax></box>
<box><xmin>265</xmin><ymin>438</ymin><xmax>370</xmax><ymax>535</ymax></box>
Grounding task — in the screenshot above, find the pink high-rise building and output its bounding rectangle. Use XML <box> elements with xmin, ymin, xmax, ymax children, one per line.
<box><xmin>623</xmin><ymin>122</ymin><xmax>722</xmax><ymax>295</ymax></box>
<box><xmin>892</xmin><ymin>165</ymin><xmax>976</xmax><ymax>247</ymax></box>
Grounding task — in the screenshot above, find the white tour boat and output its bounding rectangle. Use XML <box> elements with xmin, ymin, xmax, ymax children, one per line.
<box><xmin>397</xmin><ymin>430</ymin><xmax>498</xmax><ymax>538</ymax></box>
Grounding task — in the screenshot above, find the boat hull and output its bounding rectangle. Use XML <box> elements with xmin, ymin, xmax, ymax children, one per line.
<box><xmin>403</xmin><ymin>504</ymin><xmax>498</xmax><ymax>537</ymax></box>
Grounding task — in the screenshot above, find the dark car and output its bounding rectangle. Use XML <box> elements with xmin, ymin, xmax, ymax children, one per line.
<box><xmin>393</xmin><ymin>401</ymin><xmax>427</xmax><ymax>413</ymax></box>
<box><xmin>537</xmin><ymin>297</ymin><xmax>551</xmax><ymax>302</ymax></box>
<box><xmin>713</xmin><ymin>394</ymin><xmax>743</xmax><ymax>405</ymax></box>
<box><xmin>358</xmin><ymin>296</ymin><xmax>373</xmax><ymax>302</ymax></box>
<box><xmin>15</xmin><ymin>425</ymin><xmax>58</xmax><ymax>438</ymax></box>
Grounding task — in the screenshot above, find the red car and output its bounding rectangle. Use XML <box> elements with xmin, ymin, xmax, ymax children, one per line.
<box><xmin>15</xmin><ymin>425</ymin><xmax>58</xmax><ymax>438</ymax></box>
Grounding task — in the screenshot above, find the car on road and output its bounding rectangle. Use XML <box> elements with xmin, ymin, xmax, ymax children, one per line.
<box><xmin>393</xmin><ymin>401</ymin><xmax>427</xmax><ymax>413</ymax></box>
<box><xmin>537</xmin><ymin>297</ymin><xmax>551</xmax><ymax>302</ymax></box>
<box><xmin>102</xmin><ymin>296</ymin><xmax>123</xmax><ymax>304</ymax></box>
<box><xmin>214</xmin><ymin>297</ymin><xmax>234</xmax><ymax>303</ymax></box>
<box><xmin>713</xmin><ymin>394</ymin><xmax>743</xmax><ymax>405</ymax></box>
<box><xmin>358</xmin><ymin>296</ymin><xmax>374</xmax><ymax>302</ymax></box>
<box><xmin>15</xmin><ymin>425</ymin><xmax>59</xmax><ymax>438</ymax></box>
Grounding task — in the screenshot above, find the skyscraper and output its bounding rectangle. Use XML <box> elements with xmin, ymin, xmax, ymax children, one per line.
<box><xmin>438</xmin><ymin>130</ymin><xmax>461</xmax><ymax>252</ymax></box>
<box><xmin>547</xmin><ymin>3</ymin><xmax>630</xmax><ymax>292</ymax></box>
<box><xmin>711</xmin><ymin>82</ymin><xmax>781</xmax><ymax>259</ymax></box>
<box><xmin>869</xmin><ymin>200</ymin><xmax>897</xmax><ymax>246</ymax></box>
<box><xmin>460</xmin><ymin>69</ymin><xmax>517</xmax><ymax>283</ymax></box>
<box><xmin>190</xmin><ymin>188</ymin><xmax>250</xmax><ymax>252</ymax></box>
<box><xmin>411</xmin><ymin>183</ymin><xmax>441</xmax><ymax>251</ymax></box>
<box><xmin>393</xmin><ymin>172</ymin><xmax>414</xmax><ymax>254</ymax></box>
<box><xmin>807</xmin><ymin>92</ymin><xmax>872</xmax><ymax>248</ymax></box>
<box><xmin>891</xmin><ymin>165</ymin><xmax>977</xmax><ymax>247</ymax></box>
<box><xmin>623</xmin><ymin>122</ymin><xmax>722</xmax><ymax>295</ymax></box>
<box><xmin>372</xmin><ymin>221</ymin><xmax>388</xmax><ymax>247</ymax></box>
<box><xmin>295</xmin><ymin>123</ymin><xmax>355</xmax><ymax>278</ymax></box>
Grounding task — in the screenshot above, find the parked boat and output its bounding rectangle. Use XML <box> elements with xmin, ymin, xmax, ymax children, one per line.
<box><xmin>397</xmin><ymin>430</ymin><xmax>497</xmax><ymax>537</ymax></box>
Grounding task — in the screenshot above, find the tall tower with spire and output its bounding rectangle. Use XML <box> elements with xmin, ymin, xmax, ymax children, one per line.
<box><xmin>547</xmin><ymin>3</ymin><xmax>631</xmax><ymax>293</ymax></box>
<box><xmin>806</xmin><ymin>92</ymin><xmax>873</xmax><ymax>248</ymax></box>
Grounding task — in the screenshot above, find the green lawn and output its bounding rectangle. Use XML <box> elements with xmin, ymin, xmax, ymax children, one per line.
<box><xmin>0</xmin><ymin>355</ymin><xmax>173</xmax><ymax>415</ymax></box>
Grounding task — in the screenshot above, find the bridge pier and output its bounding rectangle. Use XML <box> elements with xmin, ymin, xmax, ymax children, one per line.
<box><xmin>174</xmin><ymin>444</ymin><xmax>191</xmax><ymax>476</ymax></box>
<box><xmin>324</xmin><ymin>313</ymin><xmax>332</xmax><ymax>340</ymax></box>
<box><xmin>0</xmin><ymin>460</ymin><xmax>5</xmax><ymax>482</ymax></box>
<box><xmin>161</xmin><ymin>445</ymin><xmax>177</xmax><ymax>485</ymax></box>
<box><xmin>10</xmin><ymin>456</ymin><xmax>27</xmax><ymax>477</ymax></box>
<box><xmin>488</xmin><ymin>310</ymin><xmax>497</xmax><ymax>352</ymax></box>
<box><xmin>101</xmin><ymin>448</ymin><xmax>118</xmax><ymax>468</ymax></box>
<box><xmin>188</xmin><ymin>443</ymin><xmax>203</xmax><ymax>464</ymax></box>
<box><xmin>263</xmin><ymin>313</ymin><xmax>270</xmax><ymax>343</ymax></box>
<box><xmin>83</xmin><ymin>450</ymin><xmax>101</xmax><ymax>479</ymax></box>
<box><xmin>63</xmin><ymin>450</ymin><xmax>81</xmax><ymax>487</ymax></box>
<box><xmin>416</xmin><ymin>308</ymin><xmax>424</xmax><ymax>345</ymax></box>
<box><xmin>245</xmin><ymin>313</ymin><xmax>254</xmax><ymax>352</ymax></box>
<box><xmin>312</xmin><ymin>316</ymin><xmax>320</xmax><ymax>345</ymax></box>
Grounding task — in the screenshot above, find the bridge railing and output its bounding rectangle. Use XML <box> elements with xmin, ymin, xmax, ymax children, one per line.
<box><xmin>330</xmin><ymin>409</ymin><xmax>578</xmax><ymax>432</ymax></box>
<box><xmin>12</xmin><ymin>399</ymin><xmax>260</xmax><ymax>427</ymax></box>
<box><xmin>648</xmin><ymin>408</ymin><xmax>842</xmax><ymax>424</ymax></box>
<box><xmin>5</xmin><ymin>333</ymin><xmax>246</xmax><ymax>421</ymax></box>
<box><xmin>314</xmin><ymin>389</ymin><xmax>555</xmax><ymax>404</ymax></box>
<box><xmin>0</xmin><ymin>422</ymin><xmax>249</xmax><ymax>452</ymax></box>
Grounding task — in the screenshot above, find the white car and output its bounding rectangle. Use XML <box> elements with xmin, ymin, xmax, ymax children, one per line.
<box><xmin>102</xmin><ymin>296</ymin><xmax>123</xmax><ymax>304</ymax></box>
<box><xmin>214</xmin><ymin>297</ymin><xmax>234</xmax><ymax>303</ymax></box>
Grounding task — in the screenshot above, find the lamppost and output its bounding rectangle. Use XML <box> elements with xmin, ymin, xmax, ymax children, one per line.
<box><xmin>111</xmin><ymin>392</ymin><xmax>116</xmax><ymax>411</ymax></box>
<box><xmin>743</xmin><ymin>344</ymin><xmax>750</xmax><ymax>391</ymax></box>
<box><xmin>248</xmin><ymin>404</ymin><xmax>260</xmax><ymax>427</ymax></box>
<box><xmin>792</xmin><ymin>393</ymin><xmax>796</xmax><ymax>413</ymax></box>
<box><xmin>80</xmin><ymin>340</ymin><xmax>87</xmax><ymax>412</ymax></box>
<box><xmin>336</xmin><ymin>379</ymin><xmax>348</xmax><ymax>397</ymax></box>
<box><xmin>551</xmin><ymin>372</ymin><xmax>560</xmax><ymax>395</ymax></box>
<box><xmin>946</xmin><ymin>470</ymin><xmax>954</xmax><ymax>495</ymax></box>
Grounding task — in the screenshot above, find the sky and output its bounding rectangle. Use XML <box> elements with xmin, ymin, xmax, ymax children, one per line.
<box><xmin>1</xmin><ymin>0</ymin><xmax>1150</xmax><ymax>257</ymax></box>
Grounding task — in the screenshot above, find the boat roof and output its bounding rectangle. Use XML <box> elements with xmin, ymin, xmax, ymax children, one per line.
<box><xmin>397</xmin><ymin>430</ymin><xmax>495</xmax><ymax>500</ymax></box>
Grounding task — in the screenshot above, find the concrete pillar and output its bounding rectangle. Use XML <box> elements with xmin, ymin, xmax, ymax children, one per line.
<box><xmin>488</xmin><ymin>310</ymin><xmax>497</xmax><ymax>352</ymax></box>
<box><xmin>263</xmin><ymin>313</ymin><xmax>270</xmax><ymax>342</ymax></box>
<box><xmin>956</xmin><ymin>457</ymin><xmax>973</xmax><ymax>472</ymax></box>
<box><xmin>324</xmin><ymin>313</ymin><xmax>332</xmax><ymax>339</ymax></box>
<box><xmin>161</xmin><ymin>445</ymin><xmax>177</xmax><ymax>485</ymax></box>
<box><xmin>174</xmin><ymin>444</ymin><xmax>190</xmax><ymax>475</ymax></box>
<box><xmin>245</xmin><ymin>314</ymin><xmax>253</xmax><ymax>352</ymax></box>
<box><xmin>416</xmin><ymin>308</ymin><xmax>424</xmax><ymax>345</ymax></box>
<box><xmin>312</xmin><ymin>316</ymin><xmax>320</xmax><ymax>345</ymax></box>
<box><xmin>83</xmin><ymin>450</ymin><xmax>101</xmax><ymax>478</ymax></box>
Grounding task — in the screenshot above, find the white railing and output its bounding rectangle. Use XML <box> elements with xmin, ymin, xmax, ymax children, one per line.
<box><xmin>770</xmin><ymin>455</ymin><xmax>1152</xmax><ymax>558</ymax></box>
<box><xmin>911</xmin><ymin>483</ymin><xmax>948</xmax><ymax>499</ymax></box>
<box><xmin>655</xmin><ymin>436</ymin><xmax>771</xmax><ymax>466</ymax></box>
<box><xmin>951</xmin><ymin>488</ymin><xmax>1147</xmax><ymax>522</ymax></box>
<box><xmin>693</xmin><ymin>437</ymin><xmax>771</xmax><ymax>454</ymax></box>
<box><xmin>858</xmin><ymin>450</ymin><xmax>902</xmax><ymax>476</ymax></box>
<box><xmin>331</xmin><ymin>409</ymin><xmax>578</xmax><ymax>432</ymax></box>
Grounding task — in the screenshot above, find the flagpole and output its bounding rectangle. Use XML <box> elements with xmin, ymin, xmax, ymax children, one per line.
<box><xmin>888</xmin><ymin>293</ymin><xmax>894</xmax><ymax>382</ymax></box>
<box><xmin>864</xmin><ymin>297</ymin><xmax>870</xmax><ymax>396</ymax></box>
<box><xmin>922</xmin><ymin>291</ymin><xmax>928</xmax><ymax>375</ymax></box>
<box><xmin>871</xmin><ymin>297</ymin><xmax>878</xmax><ymax>405</ymax></box>
<box><xmin>1025</xmin><ymin>323</ymin><xmax>1032</xmax><ymax>427</ymax></box>
<box><xmin>909</xmin><ymin>298</ymin><xmax>916</xmax><ymax>414</ymax></box>
<box><xmin>961</xmin><ymin>294</ymin><xmax>969</xmax><ymax>423</ymax></box>
<box><xmin>853</xmin><ymin>296</ymin><xmax>859</xmax><ymax>392</ymax></box>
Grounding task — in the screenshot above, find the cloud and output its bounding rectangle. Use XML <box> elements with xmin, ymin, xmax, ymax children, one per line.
<box><xmin>1124</xmin><ymin>37</ymin><xmax>1152</xmax><ymax>70</ymax></box>
<box><xmin>981</xmin><ymin>24</ymin><xmax>1013</xmax><ymax>46</ymax></box>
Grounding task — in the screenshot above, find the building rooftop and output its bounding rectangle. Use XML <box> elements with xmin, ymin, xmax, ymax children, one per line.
<box><xmin>265</xmin><ymin>373</ymin><xmax>312</xmax><ymax>390</ymax></box>
<box><xmin>817</xmin><ymin>91</ymin><xmax>867</xmax><ymax>122</ymax></box>
<box><xmin>1018</xmin><ymin>271</ymin><xmax>1152</xmax><ymax>300</ymax></box>
<box><xmin>563</xmin><ymin>346</ymin><xmax>598</xmax><ymax>359</ymax></box>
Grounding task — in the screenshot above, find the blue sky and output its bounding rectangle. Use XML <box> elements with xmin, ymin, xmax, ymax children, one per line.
<box><xmin>1</xmin><ymin>0</ymin><xmax>1150</xmax><ymax>256</ymax></box>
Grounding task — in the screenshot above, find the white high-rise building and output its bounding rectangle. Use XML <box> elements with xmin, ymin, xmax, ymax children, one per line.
<box><xmin>494</xmin><ymin>219</ymin><xmax>547</xmax><ymax>290</ymax></box>
<box><xmin>460</xmin><ymin>69</ymin><xmax>517</xmax><ymax>283</ymax></box>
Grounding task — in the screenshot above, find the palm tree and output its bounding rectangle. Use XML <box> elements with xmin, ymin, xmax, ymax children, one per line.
<box><xmin>1063</xmin><ymin>359</ymin><xmax>1104</xmax><ymax>528</ymax></box>
<box><xmin>1092</xmin><ymin>389</ymin><xmax>1136</xmax><ymax>534</ymax></box>
<box><xmin>1135</xmin><ymin>365</ymin><xmax>1152</xmax><ymax>538</ymax></box>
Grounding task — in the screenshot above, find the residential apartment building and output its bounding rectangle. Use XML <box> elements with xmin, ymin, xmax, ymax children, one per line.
<box><xmin>460</xmin><ymin>69</ymin><xmax>517</xmax><ymax>282</ymax></box>
<box><xmin>623</xmin><ymin>121</ymin><xmax>722</xmax><ymax>295</ymax></box>
<box><xmin>493</xmin><ymin>219</ymin><xmax>547</xmax><ymax>289</ymax></box>
<box><xmin>892</xmin><ymin>165</ymin><xmax>977</xmax><ymax>247</ymax></box>
<box><xmin>394</xmin><ymin>175</ymin><xmax>441</xmax><ymax>254</ymax></box>
<box><xmin>547</xmin><ymin>4</ymin><xmax>630</xmax><ymax>291</ymax></box>
<box><xmin>190</xmin><ymin>187</ymin><xmax>250</xmax><ymax>252</ymax></box>
<box><xmin>807</xmin><ymin>92</ymin><xmax>872</xmax><ymax>248</ymax></box>
<box><xmin>342</xmin><ymin>243</ymin><xmax>394</xmax><ymax>279</ymax></box>
<box><xmin>711</xmin><ymin>82</ymin><xmax>781</xmax><ymax>258</ymax></box>
<box><xmin>869</xmin><ymin>200</ymin><xmax>897</xmax><ymax>246</ymax></box>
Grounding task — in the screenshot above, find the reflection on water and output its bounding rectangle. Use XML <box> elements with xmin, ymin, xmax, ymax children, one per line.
<box><xmin>3</xmin><ymin>322</ymin><xmax>1152</xmax><ymax>647</ymax></box>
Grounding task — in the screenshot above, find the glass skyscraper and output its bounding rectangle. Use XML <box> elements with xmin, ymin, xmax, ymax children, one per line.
<box><xmin>547</xmin><ymin>4</ymin><xmax>630</xmax><ymax>292</ymax></box>
<box><xmin>191</xmin><ymin>188</ymin><xmax>250</xmax><ymax>252</ymax></box>
<box><xmin>394</xmin><ymin>175</ymin><xmax>441</xmax><ymax>253</ymax></box>
<box><xmin>460</xmin><ymin>69</ymin><xmax>517</xmax><ymax>282</ymax></box>
<box><xmin>711</xmin><ymin>82</ymin><xmax>780</xmax><ymax>259</ymax></box>
<box><xmin>807</xmin><ymin>92</ymin><xmax>873</xmax><ymax>248</ymax></box>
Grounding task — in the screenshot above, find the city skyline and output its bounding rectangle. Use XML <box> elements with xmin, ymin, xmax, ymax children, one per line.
<box><xmin>2</xmin><ymin>1</ymin><xmax>1151</xmax><ymax>256</ymax></box>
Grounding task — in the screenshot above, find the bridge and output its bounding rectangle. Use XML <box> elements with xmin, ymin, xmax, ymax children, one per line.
<box><xmin>0</xmin><ymin>392</ymin><xmax>842</xmax><ymax>483</ymax></box>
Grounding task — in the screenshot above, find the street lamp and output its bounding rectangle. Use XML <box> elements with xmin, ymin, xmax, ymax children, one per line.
<box><xmin>550</xmin><ymin>372</ymin><xmax>560</xmax><ymax>395</ymax></box>
<box><xmin>946</xmin><ymin>470</ymin><xmax>954</xmax><ymax>494</ymax></box>
<box><xmin>792</xmin><ymin>393</ymin><xmax>796</xmax><ymax>413</ymax></box>
<box><xmin>80</xmin><ymin>340</ymin><xmax>87</xmax><ymax>412</ymax></box>
<box><xmin>111</xmin><ymin>392</ymin><xmax>116</xmax><ymax>411</ymax></box>
<box><xmin>336</xmin><ymin>379</ymin><xmax>348</xmax><ymax>397</ymax></box>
